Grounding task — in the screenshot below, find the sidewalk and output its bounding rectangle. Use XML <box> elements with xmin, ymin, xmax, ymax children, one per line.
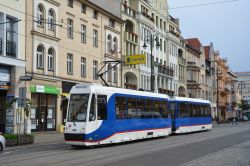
<box><xmin>33</xmin><ymin>131</ymin><xmax>64</xmax><ymax>145</ymax></box>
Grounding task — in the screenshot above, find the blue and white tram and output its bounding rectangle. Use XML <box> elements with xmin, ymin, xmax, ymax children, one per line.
<box><xmin>170</xmin><ymin>97</ymin><xmax>212</xmax><ymax>134</ymax></box>
<box><xmin>64</xmin><ymin>84</ymin><xmax>172</xmax><ymax>146</ymax></box>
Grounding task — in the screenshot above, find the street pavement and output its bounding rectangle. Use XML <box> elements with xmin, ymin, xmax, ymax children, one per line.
<box><xmin>0</xmin><ymin>122</ymin><xmax>250</xmax><ymax>166</ymax></box>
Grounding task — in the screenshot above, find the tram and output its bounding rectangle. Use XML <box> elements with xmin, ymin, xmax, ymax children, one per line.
<box><xmin>64</xmin><ymin>83</ymin><xmax>172</xmax><ymax>146</ymax></box>
<box><xmin>170</xmin><ymin>97</ymin><xmax>212</xmax><ymax>134</ymax></box>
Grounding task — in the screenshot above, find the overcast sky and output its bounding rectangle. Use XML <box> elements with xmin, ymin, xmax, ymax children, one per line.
<box><xmin>167</xmin><ymin>0</ymin><xmax>250</xmax><ymax>72</ymax></box>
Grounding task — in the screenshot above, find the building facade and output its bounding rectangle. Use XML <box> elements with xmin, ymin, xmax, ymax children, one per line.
<box><xmin>0</xmin><ymin>0</ymin><xmax>26</xmax><ymax>134</ymax></box>
<box><xmin>25</xmin><ymin>0</ymin><xmax>123</xmax><ymax>132</ymax></box>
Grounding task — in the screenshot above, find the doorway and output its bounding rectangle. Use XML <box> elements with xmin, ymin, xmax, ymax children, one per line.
<box><xmin>0</xmin><ymin>91</ymin><xmax>7</xmax><ymax>133</ymax></box>
<box><xmin>31</xmin><ymin>93</ymin><xmax>57</xmax><ymax>132</ymax></box>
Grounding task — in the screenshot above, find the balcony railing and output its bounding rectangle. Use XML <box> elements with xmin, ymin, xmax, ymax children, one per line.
<box><xmin>187</xmin><ymin>61</ymin><xmax>200</xmax><ymax>71</ymax></box>
<box><xmin>158</xmin><ymin>65</ymin><xmax>174</xmax><ymax>77</ymax></box>
<box><xmin>123</xmin><ymin>4</ymin><xmax>136</xmax><ymax>18</ymax></box>
<box><xmin>124</xmin><ymin>31</ymin><xmax>138</xmax><ymax>44</ymax></box>
<box><xmin>6</xmin><ymin>40</ymin><xmax>16</xmax><ymax>57</ymax></box>
<box><xmin>178</xmin><ymin>57</ymin><xmax>186</xmax><ymax>65</ymax></box>
<box><xmin>187</xmin><ymin>80</ymin><xmax>200</xmax><ymax>89</ymax></box>
<box><xmin>125</xmin><ymin>83</ymin><xmax>137</xmax><ymax>90</ymax></box>
<box><xmin>0</xmin><ymin>38</ymin><xmax>2</xmax><ymax>54</ymax></box>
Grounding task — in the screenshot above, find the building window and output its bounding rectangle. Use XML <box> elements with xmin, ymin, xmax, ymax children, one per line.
<box><xmin>81</xmin><ymin>3</ymin><xmax>87</xmax><ymax>13</ymax></box>
<box><xmin>48</xmin><ymin>9</ymin><xmax>55</xmax><ymax>31</ymax></box>
<box><xmin>81</xmin><ymin>24</ymin><xmax>86</xmax><ymax>43</ymax></box>
<box><xmin>113</xmin><ymin>66</ymin><xmax>118</xmax><ymax>83</ymax></box>
<box><xmin>37</xmin><ymin>45</ymin><xmax>44</xmax><ymax>68</ymax></box>
<box><xmin>68</xmin><ymin>0</ymin><xmax>73</xmax><ymax>7</ymax></box>
<box><xmin>93</xmin><ymin>60</ymin><xmax>98</xmax><ymax>79</ymax></box>
<box><xmin>37</xmin><ymin>4</ymin><xmax>44</xmax><ymax>27</ymax></box>
<box><xmin>67</xmin><ymin>53</ymin><xmax>73</xmax><ymax>74</ymax></box>
<box><xmin>48</xmin><ymin>48</ymin><xmax>55</xmax><ymax>71</ymax></box>
<box><xmin>107</xmin><ymin>34</ymin><xmax>112</xmax><ymax>51</ymax></box>
<box><xmin>113</xmin><ymin>37</ymin><xmax>118</xmax><ymax>53</ymax></box>
<box><xmin>93</xmin><ymin>10</ymin><xmax>98</xmax><ymax>19</ymax></box>
<box><xmin>93</xmin><ymin>29</ymin><xmax>98</xmax><ymax>47</ymax></box>
<box><xmin>164</xmin><ymin>41</ymin><xmax>166</xmax><ymax>52</ymax></box>
<box><xmin>81</xmin><ymin>57</ymin><xmax>86</xmax><ymax>77</ymax></box>
<box><xmin>109</xmin><ymin>18</ymin><xmax>115</xmax><ymax>28</ymax></box>
<box><xmin>67</xmin><ymin>19</ymin><xmax>73</xmax><ymax>39</ymax></box>
<box><xmin>107</xmin><ymin>64</ymin><xmax>112</xmax><ymax>82</ymax></box>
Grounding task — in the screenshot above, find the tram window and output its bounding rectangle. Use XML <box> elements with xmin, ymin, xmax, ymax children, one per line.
<box><xmin>160</xmin><ymin>100</ymin><xmax>168</xmax><ymax>118</ymax></box>
<box><xmin>127</xmin><ymin>98</ymin><xmax>137</xmax><ymax>119</ymax></box>
<box><xmin>179</xmin><ymin>102</ymin><xmax>189</xmax><ymax>118</ymax></box>
<box><xmin>97</xmin><ymin>95</ymin><xmax>107</xmax><ymax>120</ymax></box>
<box><xmin>89</xmin><ymin>94</ymin><xmax>96</xmax><ymax>121</ymax></box>
<box><xmin>115</xmin><ymin>97</ymin><xmax>127</xmax><ymax>119</ymax></box>
<box><xmin>170</xmin><ymin>102</ymin><xmax>176</xmax><ymax>118</ymax></box>
<box><xmin>136</xmin><ymin>98</ymin><xmax>145</xmax><ymax>118</ymax></box>
<box><xmin>144</xmin><ymin>99</ymin><xmax>153</xmax><ymax>118</ymax></box>
<box><xmin>154</xmin><ymin>100</ymin><xmax>162</xmax><ymax>118</ymax></box>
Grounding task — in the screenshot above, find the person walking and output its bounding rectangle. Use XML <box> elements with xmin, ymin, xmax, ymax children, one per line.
<box><xmin>231</xmin><ymin>117</ymin><xmax>237</xmax><ymax>126</ymax></box>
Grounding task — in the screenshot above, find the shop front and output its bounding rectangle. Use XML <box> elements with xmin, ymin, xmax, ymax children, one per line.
<box><xmin>30</xmin><ymin>85</ymin><xmax>60</xmax><ymax>132</ymax></box>
<box><xmin>0</xmin><ymin>65</ymin><xmax>11</xmax><ymax>133</ymax></box>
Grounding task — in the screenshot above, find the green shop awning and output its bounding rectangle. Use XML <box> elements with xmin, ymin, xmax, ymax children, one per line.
<box><xmin>30</xmin><ymin>85</ymin><xmax>60</xmax><ymax>95</ymax></box>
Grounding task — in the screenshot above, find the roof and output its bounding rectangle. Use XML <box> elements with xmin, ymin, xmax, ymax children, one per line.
<box><xmin>171</xmin><ymin>96</ymin><xmax>210</xmax><ymax>104</ymax></box>
<box><xmin>71</xmin><ymin>83</ymin><xmax>170</xmax><ymax>99</ymax></box>
<box><xmin>204</xmin><ymin>46</ymin><xmax>210</xmax><ymax>60</ymax></box>
<box><xmin>185</xmin><ymin>38</ymin><xmax>203</xmax><ymax>51</ymax></box>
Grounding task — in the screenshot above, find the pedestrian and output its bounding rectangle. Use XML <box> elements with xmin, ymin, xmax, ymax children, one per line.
<box><xmin>231</xmin><ymin>117</ymin><xmax>237</xmax><ymax>126</ymax></box>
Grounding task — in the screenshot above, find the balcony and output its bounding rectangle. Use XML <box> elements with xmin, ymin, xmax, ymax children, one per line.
<box><xmin>187</xmin><ymin>80</ymin><xmax>200</xmax><ymax>89</ymax></box>
<box><xmin>141</xmin><ymin>12</ymin><xmax>154</xmax><ymax>22</ymax></box>
<box><xmin>0</xmin><ymin>38</ymin><xmax>2</xmax><ymax>54</ymax></box>
<box><xmin>178</xmin><ymin>57</ymin><xmax>186</xmax><ymax>65</ymax></box>
<box><xmin>187</xmin><ymin>62</ymin><xmax>200</xmax><ymax>71</ymax></box>
<box><xmin>158</xmin><ymin>65</ymin><xmax>174</xmax><ymax>77</ymax></box>
<box><xmin>125</xmin><ymin>83</ymin><xmax>137</xmax><ymax>90</ymax></box>
<box><xmin>6</xmin><ymin>40</ymin><xmax>16</xmax><ymax>57</ymax></box>
<box><xmin>124</xmin><ymin>31</ymin><xmax>138</xmax><ymax>45</ymax></box>
<box><xmin>122</xmin><ymin>4</ymin><xmax>136</xmax><ymax>19</ymax></box>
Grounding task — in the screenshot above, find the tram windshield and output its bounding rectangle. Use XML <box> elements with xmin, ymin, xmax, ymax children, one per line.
<box><xmin>67</xmin><ymin>94</ymin><xmax>89</xmax><ymax>122</ymax></box>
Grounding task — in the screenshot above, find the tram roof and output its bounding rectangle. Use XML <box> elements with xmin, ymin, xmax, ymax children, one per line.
<box><xmin>71</xmin><ymin>83</ymin><xmax>170</xmax><ymax>99</ymax></box>
<box><xmin>171</xmin><ymin>96</ymin><xmax>210</xmax><ymax>104</ymax></box>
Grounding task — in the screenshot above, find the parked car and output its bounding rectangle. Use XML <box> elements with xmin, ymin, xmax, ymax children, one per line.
<box><xmin>242</xmin><ymin>116</ymin><xmax>248</xmax><ymax>121</ymax></box>
<box><xmin>0</xmin><ymin>132</ymin><xmax>6</xmax><ymax>152</ymax></box>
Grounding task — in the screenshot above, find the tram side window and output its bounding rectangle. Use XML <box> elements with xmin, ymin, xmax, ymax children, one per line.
<box><xmin>179</xmin><ymin>102</ymin><xmax>189</xmax><ymax>118</ymax></box>
<box><xmin>170</xmin><ymin>102</ymin><xmax>176</xmax><ymax>118</ymax></box>
<box><xmin>115</xmin><ymin>97</ymin><xmax>126</xmax><ymax>119</ymax></box>
<box><xmin>154</xmin><ymin>100</ymin><xmax>162</xmax><ymax>118</ymax></box>
<box><xmin>136</xmin><ymin>98</ymin><xmax>145</xmax><ymax>118</ymax></box>
<box><xmin>89</xmin><ymin>94</ymin><xmax>96</xmax><ymax>121</ymax></box>
<box><xmin>161</xmin><ymin>100</ymin><xmax>168</xmax><ymax>118</ymax></box>
<box><xmin>127</xmin><ymin>98</ymin><xmax>137</xmax><ymax>119</ymax></box>
<box><xmin>144</xmin><ymin>99</ymin><xmax>153</xmax><ymax>118</ymax></box>
<box><xmin>97</xmin><ymin>95</ymin><xmax>107</xmax><ymax>120</ymax></box>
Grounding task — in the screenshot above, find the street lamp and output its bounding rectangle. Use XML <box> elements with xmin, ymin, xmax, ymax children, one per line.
<box><xmin>142</xmin><ymin>34</ymin><xmax>161</xmax><ymax>92</ymax></box>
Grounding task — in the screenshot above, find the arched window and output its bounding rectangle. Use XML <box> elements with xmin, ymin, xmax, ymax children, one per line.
<box><xmin>107</xmin><ymin>34</ymin><xmax>112</xmax><ymax>51</ymax></box>
<box><xmin>113</xmin><ymin>66</ymin><xmax>117</xmax><ymax>83</ymax></box>
<box><xmin>48</xmin><ymin>48</ymin><xmax>55</xmax><ymax>71</ymax></box>
<box><xmin>48</xmin><ymin>9</ymin><xmax>55</xmax><ymax>30</ymax></box>
<box><xmin>37</xmin><ymin>45</ymin><xmax>44</xmax><ymax>68</ymax></box>
<box><xmin>37</xmin><ymin>4</ymin><xmax>44</xmax><ymax>27</ymax></box>
<box><xmin>113</xmin><ymin>37</ymin><xmax>118</xmax><ymax>52</ymax></box>
<box><xmin>107</xmin><ymin>64</ymin><xmax>112</xmax><ymax>82</ymax></box>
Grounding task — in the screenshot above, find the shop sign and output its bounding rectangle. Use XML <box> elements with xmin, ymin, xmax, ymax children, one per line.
<box><xmin>20</xmin><ymin>76</ymin><xmax>32</xmax><ymax>81</ymax></box>
<box><xmin>0</xmin><ymin>72</ymin><xmax>10</xmax><ymax>82</ymax></box>
<box><xmin>125</xmin><ymin>54</ymin><xmax>146</xmax><ymax>65</ymax></box>
<box><xmin>30</xmin><ymin>85</ymin><xmax>60</xmax><ymax>95</ymax></box>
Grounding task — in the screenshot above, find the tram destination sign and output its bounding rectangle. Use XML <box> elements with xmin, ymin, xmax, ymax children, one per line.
<box><xmin>20</xmin><ymin>76</ymin><xmax>33</xmax><ymax>81</ymax></box>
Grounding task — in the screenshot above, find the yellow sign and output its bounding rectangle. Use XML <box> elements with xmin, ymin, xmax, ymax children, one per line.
<box><xmin>125</xmin><ymin>54</ymin><xmax>146</xmax><ymax>65</ymax></box>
